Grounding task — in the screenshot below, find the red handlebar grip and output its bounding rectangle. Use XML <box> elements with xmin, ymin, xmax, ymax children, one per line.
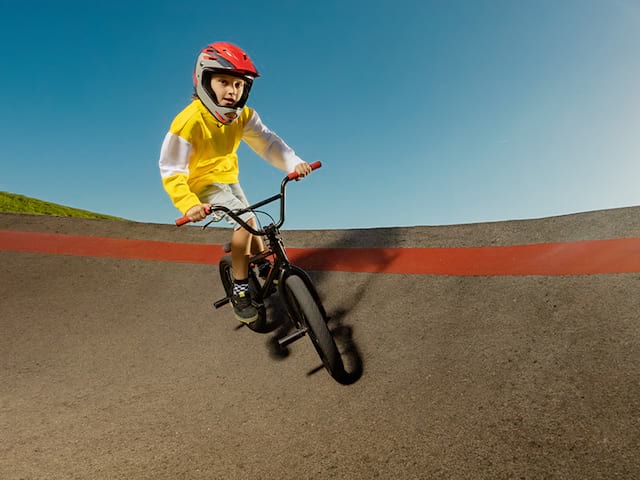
<box><xmin>175</xmin><ymin>216</ymin><xmax>191</xmax><ymax>226</ymax></box>
<box><xmin>287</xmin><ymin>160</ymin><xmax>322</xmax><ymax>180</ymax></box>
<box><xmin>175</xmin><ymin>205</ymin><xmax>213</xmax><ymax>226</ymax></box>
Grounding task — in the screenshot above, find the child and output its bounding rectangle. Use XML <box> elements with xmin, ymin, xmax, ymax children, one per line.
<box><xmin>159</xmin><ymin>41</ymin><xmax>312</xmax><ymax>323</ymax></box>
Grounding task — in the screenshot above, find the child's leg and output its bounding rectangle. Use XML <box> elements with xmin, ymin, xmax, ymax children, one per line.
<box><xmin>230</xmin><ymin>226</ymin><xmax>252</xmax><ymax>281</ymax></box>
<box><xmin>245</xmin><ymin>217</ymin><xmax>271</xmax><ymax>278</ymax></box>
<box><xmin>199</xmin><ymin>183</ymin><xmax>255</xmax><ymax>279</ymax></box>
<box><xmin>248</xmin><ymin>218</ymin><xmax>266</xmax><ymax>254</ymax></box>
<box><xmin>229</xmin><ymin>226</ymin><xmax>258</xmax><ymax>322</ymax></box>
<box><xmin>199</xmin><ymin>182</ymin><xmax>259</xmax><ymax>322</ymax></box>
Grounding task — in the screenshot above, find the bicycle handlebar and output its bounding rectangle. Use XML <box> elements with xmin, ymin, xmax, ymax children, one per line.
<box><xmin>175</xmin><ymin>161</ymin><xmax>322</xmax><ymax>228</ymax></box>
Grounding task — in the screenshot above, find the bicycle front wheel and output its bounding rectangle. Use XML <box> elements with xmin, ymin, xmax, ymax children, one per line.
<box><xmin>283</xmin><ymin>275</ymin><xmax>343</xmax><ymax>378</ymax></box>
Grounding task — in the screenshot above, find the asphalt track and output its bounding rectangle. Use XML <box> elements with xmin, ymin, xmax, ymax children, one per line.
<box><xmin>1</xmin><ymin>207</ymin><xmax>640</xmax><ymax>479</ymax></box>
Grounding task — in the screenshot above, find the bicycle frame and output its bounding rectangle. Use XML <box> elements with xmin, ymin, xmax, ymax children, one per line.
<box><xmin>248</xmin><ymin>221</ymin><xmax>328</xmax><ymax>324</ymax></box>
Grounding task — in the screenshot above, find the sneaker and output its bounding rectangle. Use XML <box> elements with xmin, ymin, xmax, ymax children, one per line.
<box><xmin>231</xmin><ymin>291</ymin><xmax>259</xmax><ymax>324</ymax></box>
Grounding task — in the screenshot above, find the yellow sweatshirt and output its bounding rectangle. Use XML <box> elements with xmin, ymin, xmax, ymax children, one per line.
<box><xmin>159</xmin><ymin>99</ymin><xmax>303</xmax><ymax>214</ymax></box>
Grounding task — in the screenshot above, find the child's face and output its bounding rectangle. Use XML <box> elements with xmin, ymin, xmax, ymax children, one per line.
<box><xmin>210</xmin><ymin>74</ymin><xmax>246</xmax><ymax>107</ymax></box>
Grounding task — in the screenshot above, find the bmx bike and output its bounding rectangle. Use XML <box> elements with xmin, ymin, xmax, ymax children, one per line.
<box><xmin>176</xmin><ymin>162</ymin><xmax>344</xmax><ymax>380</ymax></box>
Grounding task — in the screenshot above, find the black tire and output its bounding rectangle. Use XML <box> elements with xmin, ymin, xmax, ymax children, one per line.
<box><xmin>283</xmin><ymin>275</ymin><xmax>343</xmax><ymax>378</ymax></box>
<box><xmin>218</xmin><ymin>255</ymin><xmax>266</xmax><ymax>332</ymax></box>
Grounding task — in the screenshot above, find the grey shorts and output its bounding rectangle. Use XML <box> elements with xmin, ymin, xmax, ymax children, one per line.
<box><xmin>197</xmin><ymin>183</ymin><xmax>255</xmax><ymax>230</ymax></box>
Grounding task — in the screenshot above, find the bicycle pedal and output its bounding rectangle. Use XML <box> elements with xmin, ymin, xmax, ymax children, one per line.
<box><xmin>213</xmin><ymin>297</ymin><xmax>230</xmax><ymax>309</ymax></box>
<box><xmin>277</xmin><ymin>328</ymin><xmax>307</xmax><ymax>348</ymax></box>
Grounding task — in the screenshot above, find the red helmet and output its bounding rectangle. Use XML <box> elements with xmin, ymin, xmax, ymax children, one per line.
<box><xmin>193</xmin><ymin>42</ymin><xmax>260</xmax><ymax>124</ymax></box>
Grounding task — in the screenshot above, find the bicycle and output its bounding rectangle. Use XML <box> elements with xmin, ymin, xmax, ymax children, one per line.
<box><xmin>176</xmin><ymin>162</ymin><xmax>344</xmax><ymax>380</ymax></box>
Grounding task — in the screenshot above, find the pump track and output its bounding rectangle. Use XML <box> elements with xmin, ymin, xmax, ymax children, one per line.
<box><xmin>1</xmin><ymin>207</ymin><xmax>640</xmax><ymax>479</ymax></box>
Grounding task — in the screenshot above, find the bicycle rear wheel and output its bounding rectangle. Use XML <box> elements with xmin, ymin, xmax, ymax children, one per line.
<box><xmin>283</xmin><ymin>275</ymin><xmax>343</xmax><ymax>378</ymax></box>
<box><xmin>219</xmin><ymin>255</ymin><xmax>266</xmax><ymax>332</ymax></box>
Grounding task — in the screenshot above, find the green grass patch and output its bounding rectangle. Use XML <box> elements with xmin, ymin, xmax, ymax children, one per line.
<box><xmin>0</xmin><ymin>191</ymin><xmax>127</xmax><ymax>221</ymax></box>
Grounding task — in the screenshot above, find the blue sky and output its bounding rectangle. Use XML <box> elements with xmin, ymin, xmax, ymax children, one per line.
<box><xmin>1</xmin><ymin>0</ymin><xmax>639</xmax><ymax>230</ymax></box>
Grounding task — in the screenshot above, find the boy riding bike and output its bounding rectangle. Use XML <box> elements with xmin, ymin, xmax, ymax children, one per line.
<box><xmin>158</xmin><ymin>41</ymin><xmax>312</xmax><ymax>323</ymax></box>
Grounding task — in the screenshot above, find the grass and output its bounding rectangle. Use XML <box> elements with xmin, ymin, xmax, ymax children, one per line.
<box><xmin>0</xmin><ymin>191</ymin><xmax>127</xmax><ymax>221</ymax></box>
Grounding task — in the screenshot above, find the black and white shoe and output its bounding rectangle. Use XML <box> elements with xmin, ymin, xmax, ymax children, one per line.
<box><xmin>231</xmin><ymin>291</ymin><xmax>259</xmax><ymax>324</ymax></box>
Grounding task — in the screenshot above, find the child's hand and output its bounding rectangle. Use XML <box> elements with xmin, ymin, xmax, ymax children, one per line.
<box><xmin>185</xmin><ymin>203</ymin><xmax>211</xmax><ymax>222</ymax></box>
<box><xmin>294</xmin><ymin>162</ymin><xmax>313</xmax><ymax>179</ymax></box>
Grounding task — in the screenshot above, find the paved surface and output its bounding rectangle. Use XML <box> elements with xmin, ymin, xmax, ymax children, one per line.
<box><xmin>1</xmin><ymin>208</ymin><xmax>640</xmax><ymax>479</ymax></box>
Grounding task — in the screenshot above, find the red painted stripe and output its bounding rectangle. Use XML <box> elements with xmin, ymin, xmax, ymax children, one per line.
<box><xmin>0</xmin><ymin>230</ymin><xmax>224</xmax><ymax>264</ymax></box>
<box><xmin>1</xmin><ymin>230</ymin><xmax>639</xmax><ymax>276</ymax></box>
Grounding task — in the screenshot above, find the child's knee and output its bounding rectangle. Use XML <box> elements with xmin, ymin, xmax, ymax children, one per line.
<box><xmin>232</xmin><ymin>227</ymin><xmax>250</xmax><ymax>241</ymax></box>
<box><xmin>246</xmin><ymin>216</ymin><xmax>258</xmax><ymax>229</ymax></box>
<box><xmin>231</xmin><ymin>227</ymin><xmax>252</xmax><ymax>252</ymax></box>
